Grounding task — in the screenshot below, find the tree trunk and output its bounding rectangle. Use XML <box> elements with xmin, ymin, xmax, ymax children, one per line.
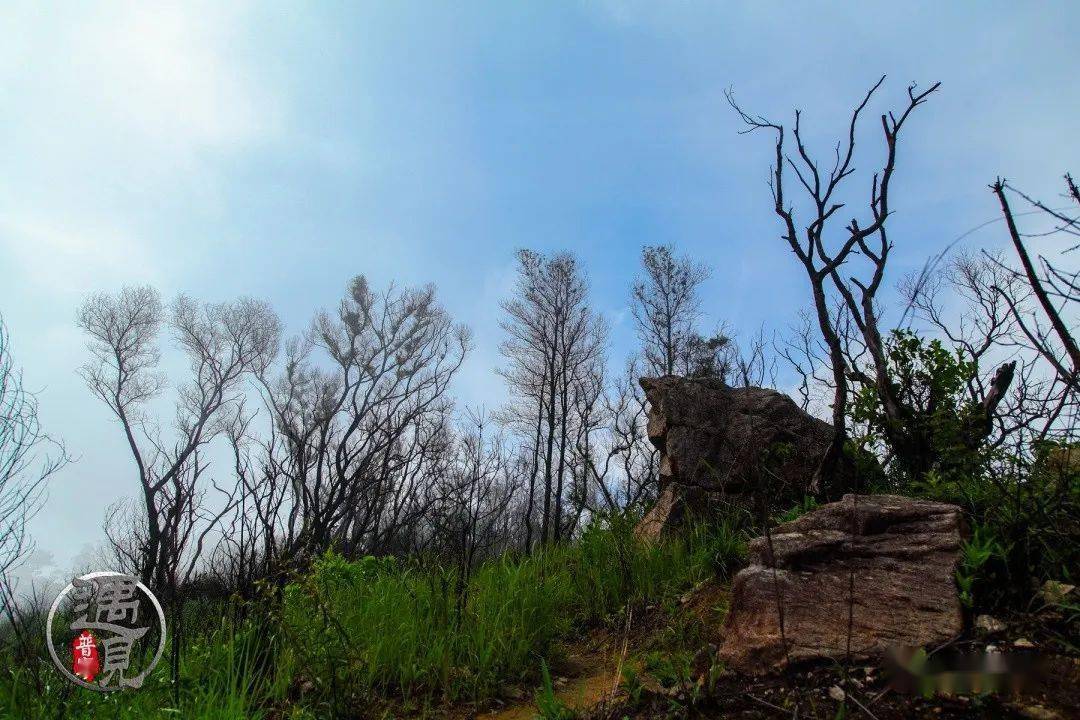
<box><xmin>524</xmin><ymin>375</ymin><xmax>546</xmax><ymax>552</ymax></box>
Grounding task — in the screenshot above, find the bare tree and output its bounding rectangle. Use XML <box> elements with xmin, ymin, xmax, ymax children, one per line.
<box><xmin>0</xmin><ymin>316</ymin><xmax>68</xmax><ymax>593</ymax></box>
<box><xmin>225</xmin><ymin>276</ymin><xmax>469</xmax><ymax>577</ymax></box>
<box><xmin>726</xmin><ymin>78</ymin><xmax>1016</xmax><ymax>491</ymax></box>
<box><xmin>498</xmin><ymin>250</ymin><xmax>606</xmax><ymax>547</ymax></box>
<box><xmin>732</xmin><ymin>326</ymin><xmax>777</xmax><ymax>388</ymax></box>
<box><xmin>77</xmin><ymin>287</ymin><xmax>280</xmax><ymax>591</ymax></box>
<box><xmin>497</xmin><ymin>257</ymin><xmax>552</xmax><ymax>550</ymax></box>
<box><xmin>604</xmin><ymin>358</ymin><xmax>659</xmax><ymax>509</ymax></box>
<box><xmin>426</xmin><ymin>409</ymin><xmax>518</xmax><ymax>589</ymax></box>
<box><xmin>900</xmin><ymin>252</ymin><xmax>1059</xmax><ymax>446</ymax></box>
<box><xmin>900</xmin><ymin>176</ymin><xmax>1079</xmax><ymax>457</ymax></box>
<box><xmin>632</xmin><ymin>245</ymin><xmax>710</xmax><ymax>377</ymax></box>
<box><xmin>676</xmin><ymin>328</ymin><xmax>734</xmax><ymax>380</ymax></box>
<box><xmin>0</xmin><ymin>578</ymin><xmax>53</xmax><ymax>696</ymax></box>
<box><xmin>899</xmin><ymin>179</ymin><xmax>1080</xmax><ymax>590</ymax></box>
<box><xmin>78</xmin><ymin>288</ymin><xmax>279</xmax><ymax>696</ymax></box>
<box><xmin>990</xmin><ymin>175</ymin><xmax>1080</xmax><ymax>389</ymax></box>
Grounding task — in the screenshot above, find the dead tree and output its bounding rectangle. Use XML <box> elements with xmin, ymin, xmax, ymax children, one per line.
<box><xmin>567</xmin><ymin>352</ymin><xmax>617</xmax><ymax>522</ymax></box>
<box><xmin>901</xmin><ymin>251</ymin><xmax>1064</xmax><ymax>447</ymax></box>
<box><xmin>0</xmin><ymin>317</ymin><xmax>68</xmax><ymax>584</ymax></box>
<box><xmin>496</xmin><ymin>308</ymin><xmax>549</xmax><ymax>551</ymax></box>
<box><xmin>427</xmin><ymin>410</ymin><xmax>518</xmax><ymax>584</ymax></box>
<box><xmin>727</xmin><ymin>77</ymin><xmax>1014</xmax><ymax>490</ymax></box>
<box><xmin>241</xmin><ymin>276</ymin><xmax>468</xmax><ymax>570</ymax></box>
<box><xmin>78</xmin><ymin>288</ymin><xmax>279</xmax><ymax>698</ymax></box>
<box><xmin>498</xmin><ymin>250</ymin><xmax>605</xmax><ymax>546</ymax></box>
<box><xmin>606</xmin><ymin>358</ymin><xmax>658</xmax><ymax>508</ymax></box>
<box><xmin>77</xmin><ymin>287</ymin><xmax>280</xmax><ymax>590</ymax></box>
<box><xmin>903</xmin><ymin>181</ymin><xmax>1080</xmax><ymax>587</ymax></box>
<box><xmin>631</xmin><ymin>245</ymin><xmax>710</xmax><ymax>376</ymax></box>
<box><xmin>990</xmin><ymin>175</ymin><xmax>1080</xmax><ymax>389</ymax></box>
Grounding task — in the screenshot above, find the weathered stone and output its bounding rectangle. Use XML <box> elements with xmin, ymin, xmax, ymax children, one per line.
<box><xmin>1013</xmin><ymin>703</ymin><xmax>1062</xmax><ymax>720</ymax></box>
<box><xmin>1040</xmin><ymin>580</ymin><xmax>1076</xmax><ymax>606</ymax></box>
<box><xmin>718</xmin><ymin>494</ymin><xmax>965</xmax><ymax>674</ymax></box>
<box><xmin>637</xmin><ymin>376</ymin><xmax>834</xmax><ymax>536</ymax></box>
<box><xmin>975</xmin><ymin>614</ymin><xmax>1006</xmax><ymax>634</ymax></box>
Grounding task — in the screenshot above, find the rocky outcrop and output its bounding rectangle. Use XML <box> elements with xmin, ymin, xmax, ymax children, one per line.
<box><xmin>718</xmin><ymin>494</ymin><xmax>965</xmax><ymax>674</ymax></box>
<box><xmin>637</xmin><ymin>376</ymin><xmax>833</xmax><ymax>538</ymax></box>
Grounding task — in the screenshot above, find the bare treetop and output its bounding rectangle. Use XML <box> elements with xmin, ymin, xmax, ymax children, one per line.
<box><xmin>631</xmin><ymin>244</ymin><xmax>710</xmax><ymax>377</ymax></box>
<box><xmin>77</xmin><ymin>285</ymin><xmax>166</xmax><ymax>417</ymax></box>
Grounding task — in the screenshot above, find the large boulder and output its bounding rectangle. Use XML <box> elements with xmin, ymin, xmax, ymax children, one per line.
<box><xmin>636</xmin><ymin>376</ymin><xmax>833</xmax><ymax>538</ymax></box>
<box><xmin>718</xmin><ymin>494</ymin><xmax>966</xmax><ymax>674</ymax></box>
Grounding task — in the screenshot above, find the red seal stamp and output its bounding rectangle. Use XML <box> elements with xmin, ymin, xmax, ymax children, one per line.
<box><xmin>71</xmin><ymin>630</ymin><xmax>100</xmax><ymax>682</ymax></box>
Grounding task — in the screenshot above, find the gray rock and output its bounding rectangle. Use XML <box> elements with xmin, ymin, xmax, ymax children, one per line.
<box><xmin>637</xmin><ymin>376</ymin><xmax>833</xmax><ymax>538</ymax></box>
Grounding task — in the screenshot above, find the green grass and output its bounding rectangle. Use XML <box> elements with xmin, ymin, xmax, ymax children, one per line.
<box><xmin>0</xmin><ymin>512</ymin><xmax>746</xmax><ymax>718</ymax></box>
<box><xmin>0</xmin><ymin>613</ymin><xmax>291</xmax><ymax>719</ymax></box>
<box><xmin>282</xmin><ymin>512</ymin><xmax>743</xmax><ymax>709</ymax></box>
<box><xmin>534</xmin><ymin>659</ymin><xmax>576</xmax><ymax>720</ymax></box>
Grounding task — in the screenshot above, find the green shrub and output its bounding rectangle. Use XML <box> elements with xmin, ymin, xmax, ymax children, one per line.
<box><xmin>642</xmin><ymin>650</ymin><xmax>691</xmax><ymax>689</ymax></box>
<box><xmin>851</xmin><ymin>329</ymin><xmax>988</xmax><ymax>486</ymax></box>
<box><xmin>619</xmin><ymin>664</ymin><xmax>644</xmax><ymax>708</ymax></box>
<box><xmin>773</xmin><ymin>495</ymin><xmax>819</xmax><ymax>525</ymax></box>
<box><xmin>0</xmin><ymin>609</ymin><xmax>287</xmax><ymax>720</ymax></box>
<box><xmin>956</xmin><ymin>525</ymin><xmax>1007</xmax><ymax>610</ymax></box>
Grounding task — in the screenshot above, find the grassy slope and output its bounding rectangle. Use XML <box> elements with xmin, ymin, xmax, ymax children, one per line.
<box><xmin>0</xmin><ymin>515</ymin><xmax>744</xmax><ymax>719</ymax></box>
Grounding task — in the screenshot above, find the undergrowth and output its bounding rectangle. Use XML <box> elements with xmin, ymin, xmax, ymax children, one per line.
<box><xmin>282</xmin><ymin>512</ymin><xmax>744</xmax><ymax>712</ymax></box>
<box><xmin>0</xmin><ymin>511</ymin><xmax>746</xmax><ymax>718</ymax></box>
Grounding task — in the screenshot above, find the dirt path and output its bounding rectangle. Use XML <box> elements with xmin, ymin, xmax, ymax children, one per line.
<box><xmin>477</xmin><ymin>647</ymin><xmax>621</xmax><ymax>720</ymax></box>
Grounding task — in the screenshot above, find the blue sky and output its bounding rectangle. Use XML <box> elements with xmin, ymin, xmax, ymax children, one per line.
<box><xmin>1</xmin><ymin>1</ymin><xmax>1077</xmax><ymax>582</ymax></box>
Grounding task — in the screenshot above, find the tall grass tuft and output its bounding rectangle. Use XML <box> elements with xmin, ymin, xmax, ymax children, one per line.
<box><xmin>0</xmin><ymin>605</ymin><xmax>291</xmax><ymax>719</ymax></box>
<box><xmin>0</xmin><ymin>512</ymin><xmax>747</xmax><ymax>717</ymax></box>
<box><xmin>282</xmin><ymin>511</ymin><xmax>746</xmax><ymax>707</ymax></box>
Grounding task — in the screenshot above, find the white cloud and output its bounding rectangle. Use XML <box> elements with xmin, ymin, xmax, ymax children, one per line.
<box><xmin>0</xmin><ymin>213</ymin><xmax>160</xmax><ymax>295</ymax></box>
<box><xmin>0</xmin><ymin>1</ymin><xmax>277</xmax><ymax>156</ymax></box>
<box><xmin>76</xmin><ymin>3</ymin><xmax>274</xmax><ymax>150</ymax></box>
<box><xmin>0</xmin><ymin>1</ymin><xmax>286</xmax><ymax>292</ymax></box>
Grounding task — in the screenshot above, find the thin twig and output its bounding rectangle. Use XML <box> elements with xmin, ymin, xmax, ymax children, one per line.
<box><xmin>847</xmin><ymin>690</ymin><xmax>882</xmax><ymax>720</ymax></box>
<box><xmin>743</xmin><ymin>692</ymin><xmax>796</xmax><ymax>716</ymax></box>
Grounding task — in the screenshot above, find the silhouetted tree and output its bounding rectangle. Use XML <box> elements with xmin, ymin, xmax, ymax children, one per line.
<box><xmin>0</xmin><ymin>317</ymin><xmax>67</xmax><ymax>580</ymax></box>
<box><xmin>727</xmin><ymin>77</ymin><xmax>1016</xmax><ymax>492</ymax></box>
<box><xmin>499</xmin><ymin>250</ymin><xmax>605</xmax><ymax>546</ymax></box>
<box><xmin>77</xmin><ymin>287</ymin><xmax>280</xmax><ymax>591</ymax></box>
<box><xmin>632</xmin><ymin>245</ymin><xmax>710</xmax><ymax>377</ymax></box>
<box><xmin>239</xmin><ymin>276</ymin><xmax>470</xmax><ymax>571</ymax></box>
<box><xmin>991</xmin><ymin>175</ymin><xmax>1080</xmax><ymax>388</ymax></box>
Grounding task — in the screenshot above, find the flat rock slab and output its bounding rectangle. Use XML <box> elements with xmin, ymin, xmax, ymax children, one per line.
<box><xmin>719</xmin><ymin>494</ymin><xmax>965</xmax><ymax>674</ymax></box>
